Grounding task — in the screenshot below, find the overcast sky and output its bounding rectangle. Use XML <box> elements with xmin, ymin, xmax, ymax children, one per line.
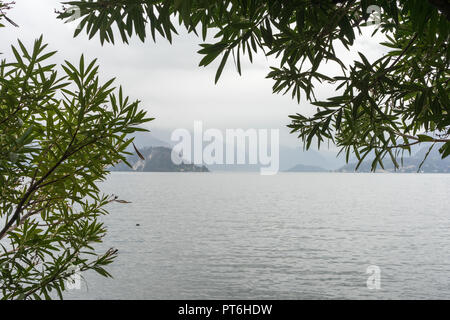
<box><xmin>2</xmin><ymin>0</ymin><xmax>388</xmax><ymax>148</ymax></box>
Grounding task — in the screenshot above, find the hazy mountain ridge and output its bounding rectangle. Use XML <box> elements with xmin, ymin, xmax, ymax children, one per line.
<box><xmin>127</xmin><ymin>131</ymin><xmax>346</xmax><ymax>172</ymax></box>
<box><xmin>121</xmin><ymin>131</ymin><xmax>449</xmax><ymax>173</ymax></box>
<box><xmin>337</xmin><ymin>144</ymin><xmax>450</xmax><ymax>173</ymax></box>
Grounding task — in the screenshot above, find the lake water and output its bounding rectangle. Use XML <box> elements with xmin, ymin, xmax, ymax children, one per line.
<box><xmin>65</xmin><ymin>172</ymin><xmax>450</xmax><ymax>299</ymax></box>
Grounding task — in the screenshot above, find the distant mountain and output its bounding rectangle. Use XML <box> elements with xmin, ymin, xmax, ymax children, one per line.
<box><xmin>285</xmin><ymin>164</ymin><xmax>328</xmax><ymax>172</ymax></box>
<box><xmin>123</xmin><ymin>129</ymin><xmax>348</xmax><ymax>172</ymax></box>
<box><xmin>207</xmin><ymin>145</ymin><xmax>346</xmax><ymax>172</ymax></box>
<box><xmin>279</xmin><ymin>146</ymin><xmax>330</xmax><ymax>170</ymax></box>
<box><xmin>123</xmin><ymin>131</ymin><xmax>449</xmax><ymax>173</ymax></box>
<box><xmin>111</xmin><ymin>146</ymin><xmax>209</xmax><ymax>172</ymax></box>
<box><xmin>337</xmin><ymin>144</ymin><xmax>450</xmax><ymax>173</ymax></box>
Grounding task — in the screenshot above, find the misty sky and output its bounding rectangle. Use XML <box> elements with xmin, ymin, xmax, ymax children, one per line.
<box><xmin>2</xmin><ymin>0</ymin><xmax>388</xmax><ymax>148</ymax></box>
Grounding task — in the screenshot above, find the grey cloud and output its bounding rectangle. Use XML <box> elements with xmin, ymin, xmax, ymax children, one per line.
<box><xmin>1</xmin><ymin>0</ymin><xmax>388</xmax><ymax>149</ymax></box>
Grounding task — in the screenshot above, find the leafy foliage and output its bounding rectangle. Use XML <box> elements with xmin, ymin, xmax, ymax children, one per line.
<box><xmin>0</xmin><ymin>36</ymin><xmax>152</xmax><ymax>299</ymax></box>
<box><xmin>58</xmin><ymin>0</ymin><xmax>450</xmax><ymax>170</ymax></box>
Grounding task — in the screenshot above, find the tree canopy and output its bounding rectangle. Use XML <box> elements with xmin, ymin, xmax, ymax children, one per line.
<box><xmin>58</xmin><ymin>0</ymin><xmax>450</xmax><ymax>170</ymax></box>
<box><xmin>0</xmin><ymin>4</ymin><xmax>152</xmax><ymax>298</ymax></box>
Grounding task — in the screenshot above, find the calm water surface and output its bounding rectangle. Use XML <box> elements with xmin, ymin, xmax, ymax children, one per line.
<box><xmin>65</xmin><ymin>172</ymin><xmax>450</xmax><ymax>299</ymax></box>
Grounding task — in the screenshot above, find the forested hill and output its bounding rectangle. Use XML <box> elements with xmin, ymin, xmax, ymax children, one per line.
<box><xmin>111</xmin><ymin>146</ymin><xmax>209</xmax><ymax>172</ymax></box>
